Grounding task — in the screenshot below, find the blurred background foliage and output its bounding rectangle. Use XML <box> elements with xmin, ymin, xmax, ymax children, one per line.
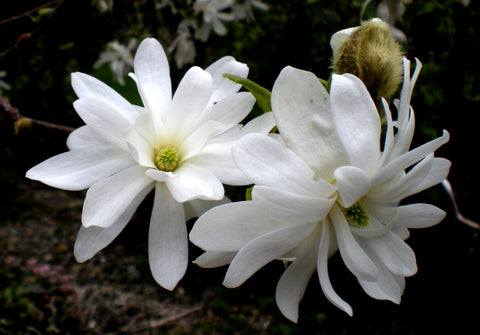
<box><xmin>1</xmin><ymin>0</ymin><xmax>480</xmax><ymax>334</ymax></box>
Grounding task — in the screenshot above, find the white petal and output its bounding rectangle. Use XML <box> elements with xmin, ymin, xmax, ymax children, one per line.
<box><xmin>82</xmin><ymin>165</ymin><xmax>154</xmax><ymax>227</ymax></box>
<box><xmin>165</xmin><ymin>163</ymin><xmax>224</xmax><ymax>202</ymax></box>
<box><xmin>178</xmin><ymin>120</ymin><xmax>225</xmax><ymax>161</ymax></box>
<box><xmin>134</xmin><ymin>38</ymin><xmax>172</xmax><ymax>126</ymax></box>
<box><xmin>145</xmin><ymin>168</ymin><xmax>175</xmax><ymax>182</ymax></box>
<box><xmin>330</xmin><ymin>27</ymin><xmax>357</xmax><ymax>59</ymax></box>
<box><xmin>317</xmin><ymin>221</ymin><xmax>353</xmax><ymax>315</ymax></box>
<box><xmin>334</xmin><ymin>166</ymin><xmax>371</xmax><ymax>208</ymax></box>
<box><xmin>26</xmin><ymin>147</ymin><xmax>136</xmax><ymax>191</ymax></box>
<box><xmin>205</xmin><ymin>56</ymin><xmax>248</xmax><ymax>104</ymax></box>
<box><xmin>184</xmin><ymin>196</ymin><xmax>231</xmax><ymax>221</ymax></box>
<box><xmin>276</xmin><ymin>226</ymin><xmax>319</xmax><ymax>323</ymax></box>
<box><xmin>397</xmin><ymin>203</ymin><xmax>446</xmax><ymax>228</ymax></box>
<box><xmin>373</xmin><ymin>130</ymin><xmax>450</xmax><ymax>187</ymax></box>
<box><xmin>66</xmin><ymin>126</ymin><xmax>107</xmax><ymax>150</ymax></box>
<box><xmin>166</xmin><ymin>66</ymin><xmax>213</xmax><ymax>139</ymax></box>
<box><xmin>407</xmin><ymin>157</ymin><xmax>451</xmax><ymax>196</ymax></box>
<box><xmin>330</xmin><ymin>205</ymin><xmax>378</xmax><ymax>281</ymax></box>
<box><xmin>223</xmin><ymin>222</ymin><xmax>317</xmax><ymax>288</ymax></box>
<box><xmin>198</xmin><ymin>91</ymin><xmax>255</xmax><ymax>128</ymax></box>
<box><xmin>232</xmin><ymin>133</ymin><xmax>327</xmax><ymax>196</ymax></box>
<box><xmin>73</xmin><ymin>98</ymin><xmax>132</xmax><ymax>150</ymax></box>
<box><xmin>272</xmin><ymin>66</ymin><xmax>348</xmax><ymax>181</ymax></box>
<box><xmin>330</xmin><ymin>73</ymin><xmax>381</xmax><ymax>176</ymax></box>
<box><xmin>241</xmin><ymin>111</ymin><xmax>275</xmax><ymax>134</ymax></box>
<box><xmin>71</xmin><ymin>72</ymin><xmax>140</xmax><ymax>123</ymax></box>
<box><xmin>193</xmin><ymin>251</ymin><xmax>236</xmax><ymax>268</ymax></box>
<box><xmin>190</xmin><ymin>201</ymin><xmax>286</xmax><ymax>252</ymax></box>
<box><xmin>252</xmin><ymin>186</ymin><xmax>335</xmax><ymax>224</ymax></box>
<box><xmin>74</xmin><ymin>182</ymin><xmax>152</xmax><ymax>262</ymax></box>
<box><xmin>149</xmin><ymin>183</ymin><xmax>188</xmax><ymax>290</ymax></box>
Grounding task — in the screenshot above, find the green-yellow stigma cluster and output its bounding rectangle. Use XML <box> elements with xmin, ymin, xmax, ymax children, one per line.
<box><xmin>344</xmin><ymin>203</ymin><xmax>369</xmax><ymax>227</ymax></box>
<box><xmin>154</xmin><ymin>147</ymin><xmax>179</xmax><ymax>172</ymax></box>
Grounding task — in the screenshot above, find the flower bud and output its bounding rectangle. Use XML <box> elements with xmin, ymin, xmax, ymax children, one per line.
<box><xmin>331</xmin><ymin>18</ymin><xmax>404</xmax><ymax>101</ymax></box>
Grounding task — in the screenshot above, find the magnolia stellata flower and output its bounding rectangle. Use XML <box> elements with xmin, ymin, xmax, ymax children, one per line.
<box><xmin>190</xmin><ymin>59</ymin><xmax>450</xmax><ymax>321</ymax></box>
<box><xmin>194</xmin><ymin>0</ymin><xmax>236</xmax><ymax>41</ymax></box>
<box><xmin>27</xmin><ymin>38</ymin><xmax>274</xmax><ymax>290</ymax></box>
<box><xmin>94</xmin><ymin>39</ymin><xmax>137</xmax><ymax>85</ymax></box>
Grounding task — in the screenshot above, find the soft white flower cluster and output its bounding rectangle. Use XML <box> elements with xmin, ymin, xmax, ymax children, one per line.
<box><xmin>94</xmin><ymin>39</ymin><xmax>137</xmax><ymax>85</ymax></box>
<box><xmin>27</xmin><ymin>22</ymin><xmax>450</xmax><ymax>322</ymax></box>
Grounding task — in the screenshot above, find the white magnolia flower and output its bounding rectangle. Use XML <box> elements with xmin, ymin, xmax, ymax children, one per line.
<box><xmin>194</xmin><ymin>0</ymin><xmax>236</xmax><ymax>41</ymax></box>
<box><xmin>232</xmin><ymin>0</ymin><xmax>269</xmax><ymax>20</ymax></box>
<box><xmin>94</xmin><ymin>39</ymin><xmax>137</xmax><ymax>85</ymax></box>
<box><xmin>27</xmin><ymin>38</ymin><xmax>274</xmax><ymax>290</ymax></box>
<box><xmin>168</xmin><ymin>20</ymin><xmax>197</xmax><ymax>69</ymax></box>
<box><xmin>190</xmin><ymin>59</ymin><xmax>450</xmax><ymax>321</ymax></box>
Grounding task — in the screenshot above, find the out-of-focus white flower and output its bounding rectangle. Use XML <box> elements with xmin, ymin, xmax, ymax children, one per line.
<box><xmin>194</xmin><ymin>0</ymin><xmax>236</xmax><ymax>41</ymax></box>
<box><xmin>232</xmin><ymin>0</ymin><xmax>269</xmax><ymax>20</ymax></box>
<box><xmin>92</xmin><ymin>0</ymin><xmax>114</xmax><ymax>13</ymax></box>
<box><xmin>190</xmin><ymin>59</ymin><xmax>450</xmax><ymax>321</ymax></box>
<box><xmin>0</xmin><ymin>71</ymin><xmax>11</xmax><ymax>94</ymax></box>
<box><xmin>168</xmin><ymin>20</ymin><xmax>197</xmax><ymax>69</ymax></box>
<box><xmin>94</xmin><ymin>39</ymin><xmax>137</xmax><ymax>85</ymax></box>
<box><xmin>27</xmin><ymin>38</ymin><xmax>275</xmax><ymax>291</ymax></box>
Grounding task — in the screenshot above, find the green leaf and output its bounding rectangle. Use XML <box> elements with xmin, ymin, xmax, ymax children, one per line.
<box><xmin>223</xmin><ymin>74</ymin><xmax>272</xmax><ymax>113</ymax></box>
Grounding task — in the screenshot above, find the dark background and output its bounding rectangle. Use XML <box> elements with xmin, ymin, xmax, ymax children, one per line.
<box><xmin>1</xmin><ymin>1</ymin><xmax>479</xmax><ymax>334</ymax></box>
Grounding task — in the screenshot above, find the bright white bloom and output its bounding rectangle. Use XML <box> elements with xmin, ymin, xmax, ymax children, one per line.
<box><xmin>27</xmin><ymin>38</ymin><xmax>274</xmax><ymax>290</ymax></box>
<box><xmin>0</xmin><ymin>71</ymin><xmax>11</xmax><ymax>94</ymax></box>
<box><xmin>190</xmin><ymin>59</ymin><xmax>450</xmax><ymax>321</ymax></box>
<box><xmin>194</xmin><ymin>0</ymin><xmax>236</xmax><ymax>41</ymax></box>
<box><xmin>94</xmin><ymin>39</ymin><xmax>137</xmax><ymax>85</ymax></box>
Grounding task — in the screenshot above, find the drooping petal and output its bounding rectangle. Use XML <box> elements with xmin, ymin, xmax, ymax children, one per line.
<box><xmin>330</xmin><ymin>205</ymin><xmax>378</xmax><ymax>281</ymax></box>
<box><xmin>166</xmin><ymin>66</ymin><xmax>213</xmax><ymax>139</ymax></box>
<box><xmin>252</xmin><ymin>186</ymin><xmax>335</xmax><ymax>224</ymax></box>
<box><xmin>317</xmin><ymin>221</ymin><xmax>353</xmax><ymax>316</ymax></box>
<box><xmin>26</xmin><ymin>147</ymin><xmax>136</xmax><ymax>191</ymax></box>
<box><xmin>71</xmin><ymin>72</ymin><xmax>141</xmax><ymax>123</ymax></box>
<box><xmin>74</xmin><ymin>180</ymin><xmax>153</xmax><ymax>262</ymax></box>
<box><xmin>190</xmin><ymin>201</ymin><xmax>286</xmax><ymax>252</ymax></box>
<box><xmin>82</xmin><ymin>165</ymin><xmax>154</xmax><ymax>227</ymax></box>
<box><xmin>205</xmin><ymin>56</ymin><xmax>248</xmax><ymax>105</ymax></box>
<box><xmin>149</xmin><ymin>183</ymin><xmax>188</xmax><ymax>290</ymax></box>
<box><xmin>276</xmin><ymin>226</ymin><xmax>320</xmax><ymax>323</ymax></box>
<box><xmin>330</xmin><ymin>73</ymin><xmax>381</xmax><ymax>176</ymax></box>
<box><xmin>133</xmin><ymin>38</ymin><xmax>171</xmax><ymax>126</ymax></box>
<box><xmin>193</xmin><ymin>251</ymin><xmax>236</xmax><ymax>268</ymax></box>
<box><xmin>396</xmin><ymin>203</ymin><xmax>446</xmax><ymax>229</ymax></box>
<box><xmin>165</xmin><ymin>163</ymin><xmax>224</xmax><ymax>202</ymax></box>
<box><xmin>334</xmin><ymin>166</ymin><xmax>371</xmax><ymax>208</ymax></box>
<box><xmin>223</xmin><ymin>221</ymin><xmax>317</xmax><ymax>288</ymax></box>
<box><xmin>73</xmin><ymin>98</ymin><xmax>133</xmax><ymax>150</ymax></box>
<box><xmin>271</xmin><ymin>66</ymin><xmax>348</xmax><ymax>181</ymax></box>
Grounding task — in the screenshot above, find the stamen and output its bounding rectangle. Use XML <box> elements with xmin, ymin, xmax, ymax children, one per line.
<box><xmin>344</xmin><ymin>203</ymin><xmax>369</xmax><ymax>227</ymax></box>
<box><xmin>154</xmin><ymin>147</ymin><xmax>179</xmax><ymax>171</ymax></box>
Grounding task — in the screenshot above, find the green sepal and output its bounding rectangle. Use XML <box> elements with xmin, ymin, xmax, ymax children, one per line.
<box><xmin>223</xmin><ymin>74</ymin><xmax>272</xmax><ymax>113</ymax></box>
<box><xmin>245</xmin><ymin>186</ymin><xmax>253</xmax><ymax>201</ymax></box>
<box><xmin>319</xmin><ymin>73</ymin><xmax>333</xmax><ymax>92</ymax></box>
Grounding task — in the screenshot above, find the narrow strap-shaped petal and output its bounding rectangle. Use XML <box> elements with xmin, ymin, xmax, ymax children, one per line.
<box><xmin>330</xmin><ymin>73</ymin><xmax>381</xmax><ymax>176</ymax></box>
<box><xmin>396</xmin><ymin>203</ymin><xmax>446</xmax><ymax>229</ymax></box>
<box><xmin>317</xmin><ymin>221</ymin><xmax>353</xmax><ymax>316</ymax></box>
<box><xmin>133</xmin><ymin>38</ymin><xmax>172</xmax><ymax>126</ymax></box>
<box><xmin>330</xmin><ymin>204</ymin><xmax>378</xmax><ymax>281</ymax></box>
<box><xmin>149</xmin><ymin>183</ymin><xmax>188</xmax><ymax>290</ymax></box>
<box><xmin>276</xmin><ymin>225</ymin><xmax>320</xmax><ymax>323</ymax></box>
<box><xmin>193</xmin><ymin>251</ymin><xmax>236</xmax><ymax>268</ymax></box>
<box><xmin>26</xmin><ymin>147</ymin><xmax>136</xmax><ymax>191</ymax></box>
<box><xmin>223</xmin><ymin>222</ymin><xmax>317</xmax><ymax>288</ymax></box>
<box><xmin>74</xmin><ymin>181</ymin><xmax>153</xmax><ymax>262</ymax></box>
<box><xmin>82</xmin><ymin>165</ymin><xmax>154</xmax><ymax>228</ymax></box>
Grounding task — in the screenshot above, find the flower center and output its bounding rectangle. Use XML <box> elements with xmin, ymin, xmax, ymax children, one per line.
<box><xmin>343</xmin><ymin>203</ymin><xmax>369</xmax><ymax>227</ymax></box>
<box><xmin>154</xmin><ymin>147</ymin><xmax>179</xmax><ymax>171</ymax></box>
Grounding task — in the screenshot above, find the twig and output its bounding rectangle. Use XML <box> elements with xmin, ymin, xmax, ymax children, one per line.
<box><xmin>0</xmin><ymin>0</ymin><xmax>64</xmax><ymax>25</ymax></box>
<box><xmin>0</xmin><ymin>94</ymin><xmax>75</xmax><ymax>133</ymax></box>
<box><xmin>441</xmin><ymin>179</ymin><xmax>480</xmax><ymax>230</ymax></box>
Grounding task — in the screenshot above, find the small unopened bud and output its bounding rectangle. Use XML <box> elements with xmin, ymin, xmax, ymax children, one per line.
<box><xmin>332</xmin><ymin>18</ymin><xmax>404</xmax><ymax>101</ymax></box>
<box><xmin>14</xmin><ymin>117</ymin><xmax>32</xmax><ymax>135</ymax></box>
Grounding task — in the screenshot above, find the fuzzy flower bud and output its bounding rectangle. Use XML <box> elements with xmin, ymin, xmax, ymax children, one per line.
<box><xmin>331</xmin><ymin>18</ymin><xmax>404</xmax><ymax>101</ymax></box>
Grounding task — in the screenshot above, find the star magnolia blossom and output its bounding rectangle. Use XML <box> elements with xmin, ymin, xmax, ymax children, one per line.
<box><xmin>190</xmin><ymin>58</ymin><xmax>450</xmax><ymax>321</ymax></box>
<box><xmin>26</xmin><ymin>38</ymin><xmax>274</xmax><ymax>290</ymax></box>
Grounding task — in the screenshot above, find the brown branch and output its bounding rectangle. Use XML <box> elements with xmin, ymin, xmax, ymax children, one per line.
<box><xmin>0</xmin><ymin>0</ymin><xmax>64</xmax><ymax>25</ymax></box>
<box><xmin>0</xmin><ymin>94</ymin><xmax>75</xmax><ymax>133</ymax></box>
